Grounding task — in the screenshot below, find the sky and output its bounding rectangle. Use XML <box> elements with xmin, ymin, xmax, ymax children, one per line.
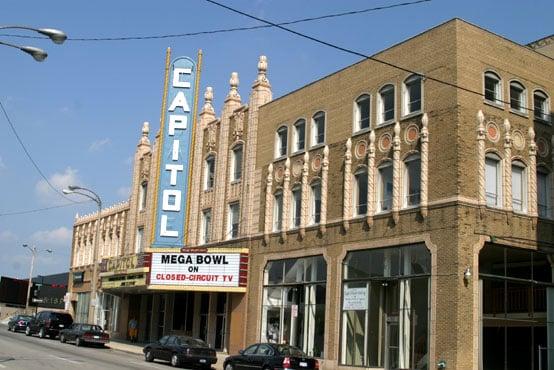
<box><xmin>0</xmin><ymin>0</ymin><xmax>552</xmax><ymax>279</ymax></box>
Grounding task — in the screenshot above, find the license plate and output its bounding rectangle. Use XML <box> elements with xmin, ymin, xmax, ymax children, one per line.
<box><xmin>199</xmin><ymin>359</ymin><xmax>207</xmax><ymax>364</ymax></box>
<box><xmin>299</xmin><ymin>361</ymin><xmax>308</xmax><ymax>367</ymax></box>
<box><xmin>59</xmin><ymin>324</ymin><xmax>64</xmax><ymax>328</ymax></box>
<box><xmin>94</xmin><ymin>336</ymin><xmax>100</xmax><ymax>339</ymax></box>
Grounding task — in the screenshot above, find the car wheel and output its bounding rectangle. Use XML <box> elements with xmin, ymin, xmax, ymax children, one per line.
<box><xmin>170</xmin><ymin>353</ymin><xmax>180</xmax><ymax>367</ymax></box>
<box><xmin>225</xmin><ymin>363</ymin><xmax>234</xmax><ymax>370</ymax></box>
<box><xmin>76</xmin><ymin>337</ymin><xmax>82</xmax><ymax>347</ymax></box>
<box><xmin>25</xmin><ymin>326</ymin><xmax>31</xmax><ymax>336</ymax></box>
<box><xmin>39</xmin><ymin>327</ymin><xmax>46</xmax><ymax>339</ymax></box>
<box><xmin>60</xmin><ymin>334</ymin><xmax>66</xmax><ymax>343</ymax></box>
<box><xmin>144</xmin><ymin>350</ymin><xmax>154</xmax><ymax>362</ymax></box>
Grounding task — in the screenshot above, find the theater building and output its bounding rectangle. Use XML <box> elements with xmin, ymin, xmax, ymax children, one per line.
<box><xmin>67</xmin><ymin>18</ymin><xmax>554</xmax><ymax>369</ymax></box>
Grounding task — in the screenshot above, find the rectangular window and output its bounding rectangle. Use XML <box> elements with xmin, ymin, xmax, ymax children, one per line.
<box><xmin>485</xmin><ymin>157</ymin><xmax>501</xmax><ymax>207</ymax></box>
<box><xmin>355</xmin><ymin>95</ymin><xmax>370</xmax><ymax>131</ymax></box>
<box><xmin>75</xmin><ymin>292</ymin><xmax>90</xmax><ymax>324</ymax></box>
<box><xmin>291</xmin><ymin>188</ymin><xmax>301</xmax><ymax>228</ymax></box>
<box><xmin>276</xmin><ymin>127</ymin><xmax>288</xmax><ymax>158</ymax></box>
<box><xmin>354</xmin><ymin>171</ymin><xmax>368</xmax><ymax>216</ymax></box>
<box><xmin>139</xmin><ymin>182</ymin><xmax>147</xmax><ymax>211</ymax></box>
<box><xmin>201</xmin><ymin>209</ymin><xmax>212</xmax><ymax>244</ymax></box>
<box><xmin>232</xmin><ymin>146</ymin><xmax>243</xmax><ymax>181</ymax></box>
<box><xmin>510</xmin><ymin>83</ymin><xmax>525</xmax><ymax>112</ymax></box>
<box><xmin>404</xmin><ymin>158</ymin><xmax>421</xmax><ymax>207</ymax></box>
<box><xmin>310</xmin><ymin>183</ymin><xmax>321</xmax><ymax>224</ymax></box>
<box><xmin>484</xmin><ymin>74</ymin><xmax>500</xmax><ymax>103</ymax></box>
<box><xmin>205</xmin><ymin>156</ymin><xmax>215</xmax><ymax>190</ymax></box>
<box><xmin>380</xmin><ymin>86</ymin><xmax>395</xmax><ymax>123</ymax></box>
<box><xmin>273</xmin><ymin>193</ymin><xmax>283</xmax><ymax>231</ymax></box>
<box><xmin>135</xmin><ymin>227</ymin><xmax>144</xmax><ymax>253</ymax></box>
<box><xmin>534</xmin><ymin>92</ymin><xmax>549</xmax><ymax>122</ymax></box>
<box><xmin>511</xmin><ymin>165</ymin><xmax>526</xmax><ymax>212</ymax></box>
<box><xmin>228</xmin><ymin>203</ymin><xmax>240</xmax><ymax>239</ymax></box>
<box><xmin>294</xmin><ymin>120</ymin><xmax>305</xmax><ymax>152</ymax></box>
<box><xmin>378</xmin><ymin>165</ymin><xmax>393</xmax><ymax>212</ymax></box>
<box><xmin>404</xmin><ymin>76</ymin><xmax>422</xmax><ymax>114</ymax></box>
<box><xmin>312</xmin><ymin>112</ymin><xmax>325</xmax><ymax>146</ymax></box>
<box><xmin>537</xmin><ymin>171</ymin><xmax>550</xmax><ymax>218</ymax></box>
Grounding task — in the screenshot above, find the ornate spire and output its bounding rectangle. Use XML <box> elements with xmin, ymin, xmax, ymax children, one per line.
<box><xmin>201</xmin><ymin>86</ymin><xmax>215</xmax><ymax>115</ymax></box>
<box><xmin>139</xmin><ymin>121</ymin><xmax>150</xmax><ymax>146</ymax></box>
<box><xmin>226</xmin><ymin>72</ymin><xmax>241</xmax><ymax>101</ymax></box>
<box><xmin>254</xmin><ymin>55</ymin><xmax>270</xmax><ymax>87</ymax></box>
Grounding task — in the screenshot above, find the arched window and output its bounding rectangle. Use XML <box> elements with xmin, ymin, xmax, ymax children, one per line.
<box><xmin>403</xmin><ymin>154</ymin><xmax>421</xmax><ymax>207</ymax></box>
<box><xmin>293</xmin><ymin>119</ymin><xmax>306</xmax><ymax>152</ymax></box>
<box><xmin>377</xmin><ymin>84</ymin><xmax>395</xmax><ymax>124</ymax></box>
<box><xmin>138</xmin><ymin>181</ymin><xmax>148</xmax><ymax>211</ymax></box>
<box><xmin>273</xmin><ymin>191</ymin><xmax>283</xmax><ymax>232</ymax></box>
<box><xmin>231</xmin><ymin>144</ymin><xmax>243</xmax><ymax>181</ymax></box>
<box><xmin>310</xmin><ymin>181</ymin><xmax>321</xmax><ymax>225</ymax></box>
<box><xmin>275</xmin><ymin>126</ymin><xmax>288</xmax><ymax>158</ymax></box>
<box><xmin>533</xmin><ymin>90</ymin><xmax>550</xmax><ymax>122</ymax></box>
<box><xmin>354</xmin><ymin>169</ymin><xmax>368</xmax><ymax>216</ymax></box>
<box><xmin>403</xmin><ymin>75</ymin><xmax>422</xmax><ymax>115</ymax></box>
<box><xmin>485</xmin><ymin>153</ymin><xmax>502</xmax><ymax>208</ymax></box>
<box><xmin>354</xmin><ymin>94</ymin><xmax>371</xmax><ymax>132</ymax></box>
<box><xmin>377</xmin><ymin>162</ymin><xmax>393</xmax><ymax>212</ymax></box>
<box><xmin>509</xmin><ymin>81</ymin><xmax>527</xmax><ymax>113</ymax></box>
<box><xmin>484</xmin><ymin>71</ymin><xmax>502</xmax><ymax>104</ymax></box>
<box><xmin>537</xmin><ymin>168</ymin><xmax>551</xmax><ymax>218</ymax></box>
<box><xmin>311</xmin><ymin>111</ymin><xmax>326</xmax><ymax>146</ymax></box>
<box><xmin>291</xmin><ymin>186</ymin><xmax>302</xmax><ymax>228</ymax></box>
<box><xmin>227</xmin><ymin>202</ymin><xmax>240</xmax><ymax>239</ymax></box>
<box><xmin>511</xmin><ymin>161</ymin><xmax>527</xmax><ymax>213</ymax></box>
<box><xmin>204</xmin><ymin>155</ymin><xmax>215</xmax><ymax>190</ymax></box>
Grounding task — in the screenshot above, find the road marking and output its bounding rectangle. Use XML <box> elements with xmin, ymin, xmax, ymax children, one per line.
<box><xmin>0</xmin><ymin>364</ymin><xmax>6</xmax><ymax>368</ymax></box>
<box><xmin>129</xmin><ymin>361</ymin><xmax>161</xmax><ymax>368</ymax></box>
<box><xmin>49</xmin><ymin>355</ymin><xmax>82</xmax><ymax>364</ymax></box>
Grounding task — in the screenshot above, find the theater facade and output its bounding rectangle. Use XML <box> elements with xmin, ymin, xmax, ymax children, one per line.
<box><xmin>67</xmin><ymin>19</ymin><xmax>554</xmax><ymax>369</ymax></box>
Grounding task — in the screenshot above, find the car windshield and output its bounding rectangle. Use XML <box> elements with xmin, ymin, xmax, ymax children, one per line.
<box><xmin>275</xmin><ymin>345</ymin><xmax>305</xmax><ymax>357</ymax></box>
<box><xmin>18</xmin><ymin>316</ymin><xmax>33</xmax><ymax>320</ymax></box>
<box><xmin>177</xmin><ymin>336</ymin><xmax>207</xmax><ymax>347</ymax></box>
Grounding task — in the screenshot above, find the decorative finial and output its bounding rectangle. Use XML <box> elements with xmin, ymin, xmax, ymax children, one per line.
<box><xmin>528</xmin><ymin>126</ymin><xmax>536</xmax><ymax>140</ymax></box>
<box><xmin>268</xmin><ymin>163</ymin><xmax>273</xmax><ymax>173</ymax></box>
<box><xmin>503</xmin><ymin>118</ymin><xmax>510</xmax><ymax>132</ymax></box>
<box><xmin>422</xmin><ymin>113</ymin><xmax>428</xmax><ymax>128</ymax></box>
<box><xmin>477</xmin><ymin>110</ymin><xmax>484</xmax><ymax>125</ymax></box>
<box><xmin>257</xmin><ymin>55</ymin><xmax>268</xmax><ymax>82</ymax></box>
<box><xmin>394</xmin><ymin>121</ymin><xmax>401</xmax><ymax>136</ymax></box>
<box><xmin>202</xmin><ymin>86</ymin><xmax>215</xmax><ymax>114</ymax></box>
<box><xmin>323</xmin><ymin>145</ymin><xmax>329</xmax><ymax>157</ymax></box>
<box><xmin>304</xmin><ymin>151</ymin><xmax>309</xmax><ymax>163</ymax></box>
<box><xmin>346</xmin><ymin>138</ymin><xmax>352</xmax><ymax>150</ymax></box>
<box><xmin>369</xmin><ymin>129</ymin><xmax>375</xmax><ymax>144</ymax></box>
<box><xmin>139</xmin><ymin>121</ymin><xmax>150</xmax><ymax>145</ymax></box>
<box><xmin>227</xmin><ymin>72</ymin><xmax>240</xmax><ymax>100</ymax></box>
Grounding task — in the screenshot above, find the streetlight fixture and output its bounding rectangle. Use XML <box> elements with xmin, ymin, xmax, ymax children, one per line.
<box><xmin>22</xmin><ymin>244</ymin><xmax>53</xmax><ymax>313</ymax></box>
<box><xmin>63</xmin><ymin>185</ymin><xmax>102</xmax><ymax>325</ymax></box>
<box><xmin>0</xmin><ymin>25</ymin><xmax>67</xmax><ymax>61</ymax></box>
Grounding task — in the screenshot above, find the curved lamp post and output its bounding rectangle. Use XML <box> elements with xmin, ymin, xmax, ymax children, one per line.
<box><xmin>22</xmin><ymin>244</ymin><xmax>53</xmax><ymax>312</ymax></box>
<box><xmin>0</xmin><ymin>25</ymin><xmax>67</xmax><ymax>61</ymax></box>
<box><xmin>63</xmin><ymin>185</ymin><xmax>102</xmax><ymax>325</ymax></box>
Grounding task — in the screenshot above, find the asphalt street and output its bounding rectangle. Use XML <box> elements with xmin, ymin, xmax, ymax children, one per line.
<box><xmin>0</xmin><ymin>326</ymin><xmax>183</xmax><ymax>370</ymax></box>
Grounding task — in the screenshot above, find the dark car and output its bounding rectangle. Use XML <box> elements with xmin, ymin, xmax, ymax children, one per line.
<box><xmin>59</xmin><ymin>323</ymin><xmax>109</xmax><ymax>347</ymax></box>
<box><xmin>223</xmin><ymin>343</ymin><xmax>319</xmax><ymax>370</ymax></box>
<box><xmin>143</xmin><ymin>335</ymin><xmax>217</xmax><ymax>369</ymax></box>
<box><xmin>25</xmin><ymin>310</ymin><xmax>73</xmax><ymax>339</ymax></box>
<box><xmin>7</xmin><ymin>315</ymin><xmax>33</xmax><ymax>332</ymax></box>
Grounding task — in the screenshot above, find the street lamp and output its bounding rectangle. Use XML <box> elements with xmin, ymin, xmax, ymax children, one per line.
<box><xmin>0</xmin><ymin>25</ymin><xmax>67</xmax><ymax>61</ymax></box>
<box><xmin>22</xmin><ymin>244</ymin><xmax>52</xmax><ymax>313</ymax></box>
<box><xmin>63</xmin><ymin>185</ymin><xmax>102</xmax><ymax>325</ymax></box>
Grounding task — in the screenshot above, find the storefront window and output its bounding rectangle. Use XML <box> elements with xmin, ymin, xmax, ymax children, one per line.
<box><xmin>261</xmin><ymin>256</ymin><xmax>326</xmax><ymax>357</ymax></box>
<box><xmin>75</xmin><ymin>292</ymin><xmax>90</xmax><ymax>323</ymax></box>
<box><xmin>341</xmin><ymin>244</ymin><xmax>430</xmax><ymax>369</ymax></box>
<box><xmin>479</xmin><ymin>244</ymin><xmax>554</xmax><ymax>370</ymax></box>
<box><xmin>100</xmin><ymin>293</ymin><xmax>120</xmax><ymax>332</ymax></box>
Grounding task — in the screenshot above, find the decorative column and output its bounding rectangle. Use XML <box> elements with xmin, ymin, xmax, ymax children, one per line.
<box><xmin>503</xmin><ymin>119</ymin><xmax>512</xmax><ymax>211</ymax></box>
<box><xmin>420</xmin><ymin>113</ymin><xmax>429</xmax><ymax>218</ymax></box>
<box><xmin>528</xmin><ymin>127</ymin><xmax>538</xmax><ymax>218</ymax></box>
<box><xmin>300</xmin><ymin>152</ymin><xmax>309</xmax><ymax>239</ymax></box>
<box><xmin>392</xmin><ymin>122</ymin><xmax>401</xmax><ymax>224</ymax></box>
<box><xmin>477</xmin><ymin>111</ymin><xmax>486</xmax><ymax>207</ymax></box>
<box><xmin>281</xmin><ymin>158</ymin><xmax>291</xmax><ymax>240</ymax></box>
<box><xmin>366</xmin><ymin>130</ymin><xmax>376</xmax><ymax>227</ymax></box>
<box><xmin>343</xmin><ymin>138</ymin><xmax>352</xmax><ymax>231</ymax></box>
<box><xmin>263</xmin><ymin>163</ymin><xmax>273</xmax><ymax>244</ymax></box>
<box><xmin>320</xmin><ymin>146</ymin><xmax>329</xmax><ymax>234</ymax></box>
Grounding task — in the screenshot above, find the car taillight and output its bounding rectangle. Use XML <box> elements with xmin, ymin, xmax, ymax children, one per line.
<box><xmin>283</xmin><ymin>357</ymin><xmax>291</xmax><ymax>369</ymax></box>
<box><xmin>84</xmin><ymin>333</ymin><xmax>92</xmax><ymax>338</ymax></box>
<box><xmin>315</xmin><ymin>359</ymin><xmax>320</xmax><ymax>369</ymax></box>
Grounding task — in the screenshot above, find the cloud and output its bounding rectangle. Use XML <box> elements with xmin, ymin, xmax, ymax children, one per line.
<box><xmin>88</xmin><ymin>138</ymin><xmax>111</xmax><ymax>152</ymax></box>
<box><xmin>35</xmin><ymin>167</ymin><xmax>81</xmax><ymax>204</ymax></box>
<box><xmin>0</xmin><ymin>230</ymin><xmax>17</xmax><ymax>243</ymax></box>
<box><xmin>30</xmin><ymin>227</ymin><xmax>72</xmax><ymax>248</ymax></box>
<box><xmin>117</xmin><ymin>186</ymin><xmax>131</xmax><ymax>199</ymax></box>
<box><xmin>0</xmin><ymin>156</ymin><xmax>6</xmax><ymax>170</ymax></box>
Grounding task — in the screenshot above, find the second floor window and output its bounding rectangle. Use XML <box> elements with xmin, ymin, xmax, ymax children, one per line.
<box><xmin>537</xmin><ymin>170</ymin><xmax>551</xmax><ymax>218</ymax></box>
<box><xmin>273</xmin><ymin>191</ymin><xmax>283</xmax><ymax>232</ymax></box>
<box><xmin>484</xmin><ymin>71</ymin><xmax>502</xmax><ymax>104</ymax></box>
<box><xmin>276</xmin><ymin>126</ymin><xmax>288</xmax><ymax>158</ymax></box>
<box><xmin>311</xmin><ymin>111</ymin><xmax>325</xmax><ymax>146</ymax></box>
<box><xmin>228</xmin><ymin>203</ymin><xmax>240</xmax><ymax>239</ymax></box>
<box><xmin>354</xmin><ymin>95</ymin><xmax>370</xmax><ymax>132</ymax></box>
<box><xmin>293</xmin><ymin>119</ymin><xmax>306</xmax><ymax>152</ymax></box>
<box><xmin>310</xmin><ymin>182</ymin><xmax>321</xmax><ymax>224</ymax></box>
<box><xmin>403</xmin><ymin>75</ymin><xmax>422</xmax><ymax>115</ymax></box>
<box><xmin>377</xmin><ymin>163</ymin><xmax>393</xmax><ymax>212</ymax></box>
<box><xmin>510</xmin><ymin>81</ymin><xmax>526</xmax><ymax>113</ymax></box>
<box><xmin>534</xmin><ymin>90</ymin><xmax>550</xmax><ymax>122</ymax></box>
<box><xmin>291</xmin><ymin>186</ymin><xmax>302</xmax><ymax>228</ymax></box>
<box><xmin>354</xmin><ymin>169</ymin><xmax>368</xmax><ymax>216</ymax></box>
<box><xmin>511</xmin><ymin>162</ymin><xmax>527</xmax><ymax>213</ymax></box>
<box><xmin>403</xmin><ymin>155</ymin><xmax>421</xmax><ymax>207</ymax></box>
<box><xmin>485</xmin><ymin>154</ymin><xmax>502</xmax><ymax>208</ymax></box>
<box><xmin>139</xmin><ymin>181</ymin><xmax>148</xmax><ymax>211</ymax></box>
<box><xmin>231</xmin><ymin>145</ymin><xmax>243</xmax><ymax>181</ymax></box>
<box><xmin>135</xmin><ymin>227</ymin><xmax>144</xmax><ymax>253</ymax></box>
<box><xmin>204</xmin><ymin>155</ymin><xmax>215</xmax><ymax>190</ymax></box>
<box><xmin>378</xmin><ymin>85</ymin><xmax>395</xmax><ymax>124</ymax></box>
<box><xmin>201</xmin><ymin>209</ymin><xmax>212</xmax><ymax>244</ymax></box>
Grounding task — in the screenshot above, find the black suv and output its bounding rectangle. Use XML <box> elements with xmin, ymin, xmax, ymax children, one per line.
<box><xmin>25</xmin><ymin>311</ymin><xmax>73</xmax><ymax>339</ymax></box>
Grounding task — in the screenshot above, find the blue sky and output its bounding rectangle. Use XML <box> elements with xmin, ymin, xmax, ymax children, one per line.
<box><xmin>0</xmin><ymin>0</ymin><xmax>552</xmax><ymax>279</ymax></box>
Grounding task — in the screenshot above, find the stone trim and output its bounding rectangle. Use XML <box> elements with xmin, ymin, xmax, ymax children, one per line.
<box><xmin>343</xmin><ymin>138</ymin><xmax>352</xmax><ymax>230</ymax></box>
<box><xmin>420</xmin><ymin>113</ymin><xmax>429</xmax><ymax>217</ymax></box>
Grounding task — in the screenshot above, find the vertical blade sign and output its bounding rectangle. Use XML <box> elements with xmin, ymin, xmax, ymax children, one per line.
<box><xmin>153</xmin><ymin>57</ymin><xmax>196</xmax><ymax>248</ymax></box>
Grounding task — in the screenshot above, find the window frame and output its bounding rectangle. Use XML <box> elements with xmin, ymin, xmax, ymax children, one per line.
<box><xmin>291</xmin><ymin>186</ymin><xmax>302</xmax><ymax>229</ymax></box>
<box><xmin>511</xmin><ymin>160</ymin><xmax>527</xmax><ymax>213</ymax></box>
<box><xmin>231</xmin><ymin>144</ymin><xmax>243</xmax><ymax>182</ymax></box>
<box><xmin>403</xmin><ymin>154</ymin><xmax>421</xmax><ymax>208</ymax></box>
<box><xmin>485</xmin><ymin>153</ymin><xmax>503</xmax><ymax>208</ymax></box>
<box><xmin>533</xmin><ymin>89</ymin><xmax>551</xmax><ymax>124</ymax></box>
<box><xmin>135</xmin><ymin>226</ymin><xmax>144</xmax><ymax>253</ymax></box>
<box><xmin>275</xmin><ymin>125</ymin><xmax>288</xmax><ymax>159</ymax></box>
<box><xmin>309</xmin><ymin>181</ymin><xmax>322</xmax><ymax>225</ymax></box>
<box><xmin>537</xmin><ymin>168</ymin><xmax>551</xmax><ymax>219</ymax></box>
<box><xmin>200</xmin><ymin>208</ymin><xmax>212</xmax><ymax>245</ymax></box>
<box><xmin>376</xmin><ymin>161</ymin><xmax>393</xmax><ymax>213</ymax></box>
<box><xmin>483</xmin><ymin>71</ymin><xmax>503</xmax><ymax>106</ymax></box>
<box><xmin>353</xmin><ymin>94</ymin><xmax>371</xmax><ymax>133</ymax></box>
<box><xmin>310</xmin><ymin>111</ymin><xmax>326</xmax><ymax>148</ymax></box>
<box><xmin>509</xmin><ymin>80</ymin><xmax>527</xmax><ymax>115</ymax></box>
<box><xmin>353</xmin><ymin>168</ymin><xmax>368</xmax><ymax>217</ymax></box>
<box><xmin>139</xmin><ymin>181</ymin><xmax>148</xmax><ymax>211</ymax></box>
<box><xmin>402</xmin><ymin>74</ymin><xmax>423</xmax><ymax>117</ymax></box>
<box><xmin>292</xmin><ymin>119</ymin><xmax>306</xmax><ymax>153</ymax></box>
<box><xmin>204</xmin><ymin>155</ymin><xmax>216</xmax><ymax>191</ymax></box>
<box><xmin>377</xmin><ymin>84</ymin><xmax>395</xmax><ymax>125</ymax></box>
<box><xmin>273</xmin><ymin>190</ymin><xmax>284</xmax><ymax>232</ymax></box>
<box><xmin>227</xmin><ymin>202</ymin><xmax>240</xmax><ymax>240</ymax></box>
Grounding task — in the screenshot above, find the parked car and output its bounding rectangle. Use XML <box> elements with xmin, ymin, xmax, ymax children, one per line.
<box><xmin>59</xmin><ymin>323</ymin><xmax>109</xmax><ymax>347</ymax></box>
<box><xmin>7</xmin><ymin>314</ymin><xmax>33</xmax><ymax>332</ymax></box>
<box><xmin>25</xmin><ymin>310</ymin><xmax>73</xmax><ymax>339</ymax></box>
<box><xmin>143</xmin><ymin>335</ymin><xmax>217</xmax><ymax>368</ymax></box>
<box><xmin>223</xmin><ymin>343</ymin><xmax>319</xmax><ymax>370</ymax></box>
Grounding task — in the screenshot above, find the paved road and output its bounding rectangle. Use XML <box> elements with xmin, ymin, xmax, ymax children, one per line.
<box><xmin>0</xmin><ymin>326</ymin><xmax>180</xmax><ymax>370</ymax></box>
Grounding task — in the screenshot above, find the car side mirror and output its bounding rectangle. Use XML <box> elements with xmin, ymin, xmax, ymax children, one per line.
<box><xmin>239</xmin><ymin>350</ymin><xmax>244</xmax><ymax>355</ymax></box>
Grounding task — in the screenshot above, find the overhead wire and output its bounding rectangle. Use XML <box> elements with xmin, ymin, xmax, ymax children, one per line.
<box><xmin>203</xmin><ymin>0</ymin><xmax>542</xmax><ymax>116</ymax></box>
<box><xmin>0</xmin><ymin>200</ymin><xmax>91</xmax><ymax>217</ymax></box>
<box><xmin>0</xmin><ymin>0</ymin><xmax>430</xmax><ymax>42</ymax></box>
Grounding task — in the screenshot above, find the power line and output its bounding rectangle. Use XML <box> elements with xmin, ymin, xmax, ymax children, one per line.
<box><xmin>0</xmin><ymin>0</ymin><xmax>430</xmax><ymax>42</ymax></box>
<box><xmin>0</xmin><ymin>99</ymin><xmax>77</xmax><ymax>203</ymax></box>
<box><xmin>0</xmin><ymin>200</ymin><xmax>91</xmax><ymax>217</ymax></box>
<box><xmin>203</xmin><ymin>0</ymin><xmax>541</xmax><ymax>115</ymax></box>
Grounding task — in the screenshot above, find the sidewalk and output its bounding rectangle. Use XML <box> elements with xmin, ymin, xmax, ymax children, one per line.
<box><xmin>107</xmin><ymin>339</ymin><xmax>227</xmax><ymax>370</ymax></box>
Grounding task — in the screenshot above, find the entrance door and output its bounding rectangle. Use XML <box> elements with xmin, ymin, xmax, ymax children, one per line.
<box><xmin>214</xmin><ymin>293</ymin><xmax>227</xmax><ymax>350</ymax></box>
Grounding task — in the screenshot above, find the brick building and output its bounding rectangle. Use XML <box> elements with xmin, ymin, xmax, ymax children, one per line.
<box><xmin>67</xmin><ymin>19</ymin><xmax>554</xmax><ymax>369</ymax></box>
